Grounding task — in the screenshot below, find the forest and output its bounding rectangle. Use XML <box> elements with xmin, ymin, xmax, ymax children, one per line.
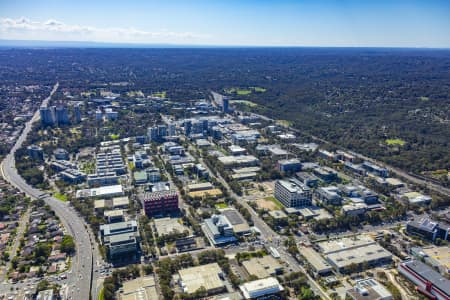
<box><xmin>0</xmin><ymin>47</ymin><xmax>449</xmax><ymax>178</ymax></box>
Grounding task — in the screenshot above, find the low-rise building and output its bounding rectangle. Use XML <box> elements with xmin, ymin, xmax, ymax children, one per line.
<box><xmin>53</xmin><ymin>148</ymin><xmax>69</xmax><ymax>160</ymax></box>
<box><xmin>218</xmin><ymin>155</ymin><xmax>259</xmax><ymax>168</ymax></box>
<box><xmin>346</xmin><ymin>278</ymin><xmax>392</xmax><ymax>300</ymax></box>
<box><xmin>313</xmin><ymin>166</ymin><xmax>338</xmax><ymax>183</ymax></box>
<box><xmin>315</xmin><ymin>186</ymin><xmax>342</xmax><ymax>205</ymax></box>
<box><xmin>398</xmin><ymin>260</ymin><xmax>450</xmax><ymax>300</ymax></box>
<box><xmin>239</xmin><ymin>277</ymin><xmax>284</xmax><ymax>299</ymax></box>
<box><xmin>317</xmin><ymin>236</ymin><xmax>392</xmax><ymax>274</ymax></box>
<box><xmin>118</xmin><ymin>276</ymin><xmax>158</xmax><ymax>300</ymax></box>
<box><xmin>176</xmin><ymin>263</ymin><xmax>226</xmax><ymax>296</ymax></box>
<box><xmin>406</xmin><ymin>218</ymin><xmax>450</xmax><ymax>243</ymax></box>
<box><xmin>277</xmin><ymin>158</ymin><xmax>301</xmax><ymax>173</ymax></box>
<box><xmin>342</xmin><ymin>203</ymin><xmax>368</xmax><ymax>216</ymax></box>
<box><xmin>76</xmin><ymin>184</ymin><xmax>124</xmax><ymax>199</ymax></box>
<box><xmin>295</xmin><ymin>172</ymin><xmax>319</xmax><ymax>187</ymax></box>
<box><xmin>298</xmin><ymin>246</ymin><xmax>333</xmax><ymax>276</ymax></box>
<box><xmin>242</xmin><ymin>256</ymin><xmax>283</xmax><ymax>279</ymax></box>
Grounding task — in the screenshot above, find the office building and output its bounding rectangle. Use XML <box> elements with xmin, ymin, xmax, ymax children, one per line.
<box><xmin>53</xmin><ymin>148</ymin><xmax>69</xmax><ymax>160</ymax></box>
<box><xmin>202</xmin><ymin>214</ymin><xmax>237</xmax><ymax>245</ymax></box>
<box><xmin>406</xmin><ymin>218</ymin><xmax>450</xmax><ymax>243</ymax></box>
<box><xmin>27</xmin><ymin>145</ymin><xmax>44</xmax><ymax>160</ymax></box>
<box><xmin>315</xmin><ymin>186</ymin><xmax>342</xmax><ymax>205</ymax></box>
<box><xmin>313</xmin><ymin>166</ymin><xmax>339</xmax><ymax>183</ymax></box>
<box><xmin>99</xmin><ymin>220</ymin><xmax>139</xmax><ymax>260</ymax></box>
<box><xmin>274</xmin><ymin>178</ymin><xmax>312</xmax><ymax>208</ymax></box>
<box><xmin>222</xmin><ymin>96</ymin><xmax>229</xmax><ymax>113</ymax></box>
<box><xmin>277</xmin><ymin>158</ymin><xmax>301</xmax><ymax>173</ymax></box>
<box><xmin>362</xmin><ymin>162</ymin><xmax>388</xmax><ymax>178</ymax></box>
<box><xmin>141</xmin><ymin>184</ymin><xmax>179</xmax><ymax>217</ymax></box>
<box><xmin>298</xmin><ymin>246</ymin><xmax>332</xmax><ymax>276</ymax></box>
<box><xmin>239</xmin><ymin>277</ymin><xmax>284</xmax><ymax>300</ymax></box>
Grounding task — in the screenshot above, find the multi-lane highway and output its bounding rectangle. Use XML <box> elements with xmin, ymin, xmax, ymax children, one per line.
<box><xmin>0</xmin><ymin>83</ymin><xmax>101</xmax><ymax>300</ymax></box>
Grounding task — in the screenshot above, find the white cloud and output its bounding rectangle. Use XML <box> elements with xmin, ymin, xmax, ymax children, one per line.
<box><xmin>0</xmin><ymin>17</ymin><xmax>211</xmax><ymax>44</ymax></box>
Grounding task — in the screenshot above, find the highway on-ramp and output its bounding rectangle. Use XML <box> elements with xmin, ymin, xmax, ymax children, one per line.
<box><xmin>0</xmin><ymin>83</ymin><xmax>100</xmax><ymax>300</ymax></box>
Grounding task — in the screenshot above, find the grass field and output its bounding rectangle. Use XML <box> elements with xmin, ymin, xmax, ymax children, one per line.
<box><xmin>265</xmin><ymin>196</ymin><xmax>283</xmax><ymax>209</ymax></box>
<box><xmin>215</xmin><ymin>203</ymin><xmax>228</xmax><ymax>209</ymax></box>
<box><xmin>252</xmin><ymin>86</ymin><xmax>267</xmax><ymax>92</ymax></box>
<box><xmin>386</xmin><ymin>138</ymin><xmax>406</xmax><ymax>146</ymax></box>
<box><xmin>276</xmin><ymin>119</ymin><xmax>293</xmax><ymax>127</ymax></box>
<box><xmin>54</xmin><ymin>192</ymin><xmax>68</xmax><ymax>202</ymax></box>
<box><xmin>110</xmin><ymin>134</ymin><xmax>120</xmax><ymax>140</ymax></box>
<box><xmin>151</xmin><ymin>91</ymin><xmax>167</xmax><ymax>98</ymax></box>
<box><xmin>230</xmin><ymin>100</ymin><xmax>258</xmax><ymax>107</ymax></box>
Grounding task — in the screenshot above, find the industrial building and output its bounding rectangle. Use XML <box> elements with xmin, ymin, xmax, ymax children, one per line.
<box><xmin>398</xmin><ymin>260</ymin><xmax>450</xmax><ymax>300</ymax></box>
<box><xmin>76</xmin><ymin>184</ymin><xmax>124</xmax><ymax>199</ymax></box>
<box><xmin>176</xmin><ymin>263</ymin><xmax>226</xmax><ymax>295</ymax></box>
<box><xmin>239</xmin><ymin>277</ymin><xmax>284</xmax><ymax>299</ymax></box>
<box><xmin>118</xmin><ymin>276</ymin><xmax>158</xmax><ymax>300</ymax></box>
<box><xmin>317</xmin><ymin>236</ymin><xmax>392</xmax><ymax>274</ymax></box>
<box><xmin>274</xmin><ymin>178</ymin><xmax>312</xmax><ymax>208</ymax></box>
<box><xmin>242</xmin><ymin>256</ymin><xmax>283</xmax><ymax>279</ymax></box>
<box><xmin>298</xmin><ymin>246</ymin><xmax>332</xmax><ymax>276</ymax></box>
<box><xmin>218</xmin><ymin>155</ymin><xmax>259</xmax><ymax>168</ymax></box>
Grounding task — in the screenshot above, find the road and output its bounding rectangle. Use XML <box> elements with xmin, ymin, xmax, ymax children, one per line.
<box><xmin>211</xmin><ymin>91</ymin><xmax>450</xmax><ymax>197</ymax></box>
<box><xmin>0</xmin><ymin>82</ymin><xmax>101</xmax><ymax>300</ymax></box>
<box><xmin>193</xmin><ymin>147</ymin><xmax>330</xmax><ymax>300</ymax></box>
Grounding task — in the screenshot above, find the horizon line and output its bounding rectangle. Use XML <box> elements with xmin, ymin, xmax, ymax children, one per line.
<box><xmin>1</xmin><ymin>39</ymin><xmax>450</xmax><ymax>50</ymax></box>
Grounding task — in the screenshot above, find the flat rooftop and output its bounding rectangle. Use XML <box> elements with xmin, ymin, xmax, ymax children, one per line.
<box><xmin>119</xmin><ymin>276</ymin><xmax>158</xmax><ymax>300</ymax></box>
<box><xmin>242</xmin><ymin>256</ymin><xmax>283</xmax><ymax>279</ymax></box>
<box><xmin>317</xmin><ymin>235</ymin><xmax>376</xmax><ymax>255</ymax></box>
<box><xmin>177</xmin><ymin>263</ymin><xmax>225</xmax><ymax>294</ymax></box>
<box><xmin>221</xmin><ymin>208</ymin><xmax>250</xmax><ymax>234</ymax></box>
<box><xmin>299</xmin><ymin>246</ymin><xmax>332</xmax><ymax>273</ymax></box>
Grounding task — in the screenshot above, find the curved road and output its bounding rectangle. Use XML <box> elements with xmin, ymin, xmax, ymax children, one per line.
<box><xmin>0</xmin><ymin>83</ymin><xmax>99</xmax><ymax>300</ymax></box>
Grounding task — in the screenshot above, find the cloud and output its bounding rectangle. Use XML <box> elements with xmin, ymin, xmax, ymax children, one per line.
<box><xmin>0</xmin><ymin>17</ymin><xmax>211</xmax><ymax>43</ymax></box>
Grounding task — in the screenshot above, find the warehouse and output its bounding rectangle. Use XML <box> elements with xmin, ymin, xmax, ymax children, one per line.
<box><xmin>176</xmin><ymin>263</ymin><xmax>226</xmax><ymax>295</ymax></box>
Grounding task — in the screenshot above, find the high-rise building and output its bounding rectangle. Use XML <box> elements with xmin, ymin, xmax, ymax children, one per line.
<box><xmin>157</xmin><ymin>125</ymin><xmax>167</xmax><ymax>138</ymax></box>
<box><xmin>55</xmin><ymin>106</ymin><xmax>69</xmax><ymax>125</ymax></box>
<box><xmin>40</xmin><ymin>106</ymin><xmax>55</xmax><ymax>125</ymax></box>
<box><xmin>184</xmin><ymin>119</ymin><xmax>192</xmax><ymax>136</ymax></box>
<box><xmin>222</xmin><ymin>97</ymin><xmax>229</xmax><ymax>113</ymax></box>
<box><xmin>168</xmin><ymin>123</ymin><xmax>176</xmax><ymax>136</ymax></box>
<box><xmin>74</xmin><ymin>104</ymin><xmax>82</xmax><ymax>123</ymax></box>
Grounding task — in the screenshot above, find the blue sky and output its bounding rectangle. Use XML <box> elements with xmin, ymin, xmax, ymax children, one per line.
<box><xmin>1</xmin><ymin>0</ymin><xmax>449</xmax><ymax>47</ymax></box>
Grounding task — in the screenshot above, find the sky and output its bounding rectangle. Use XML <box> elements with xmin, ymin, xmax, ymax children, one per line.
<box><xmin>0</xmin><ymin>0</ymin><xmax>450</xmax><ymax>47</ymax></box>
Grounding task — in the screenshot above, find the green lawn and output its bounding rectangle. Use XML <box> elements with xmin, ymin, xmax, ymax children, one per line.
<box><xmin>265</xmin><ymin>196</ymin><xmax>283</xmax><ymax>209</ymax></box>
<box><xmin>253</xmin><ymin>87</ymin><xmax>267</xmax><ymax>92</ymax></box>
<box><xmin>54</xmin><ymin>192</ymin><xmax>68</xmax><ymax>202</ymax></box>
<box><xmin>215</xmin><ymin>203</ymin><xmax>228</xmax><ymax>209</ymax></box>
<box><xmin>110</xmin><ymin>134</ymin><xmax>120</xmax><ymax>140</ymax></box>
<box><xmin>230</xmin><ymin>100</ymin><xmax>258</xmax><ymax>107</ymax></box>
<box><xmin>151</xmin><ymin>91</ymin><xmax>167</xmax><ymax>98</ymax></box>
<box><xmin>386</xmin><ymin>138</ymin><xmax>406</xmax><ymax>146</ymax></box>
<box><xmin>98</xmin><ymin>287</ymin><xmax>104</xmax><ymax>300</ymax></box>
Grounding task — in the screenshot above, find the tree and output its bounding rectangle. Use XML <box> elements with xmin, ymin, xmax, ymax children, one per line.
<box><xmin>60</xmin><ymin>235</ymin><xmax>76</xmax><ymax>254</ymax></box>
